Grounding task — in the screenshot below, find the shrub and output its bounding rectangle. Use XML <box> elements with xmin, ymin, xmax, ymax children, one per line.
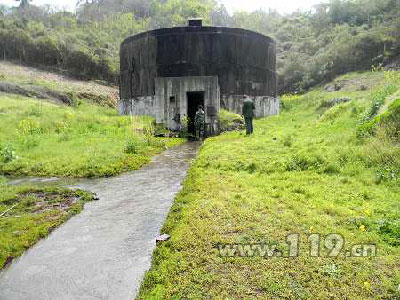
<box><xmin>357</xmin><ymin>98</ymin><xmax>400</xmax><ymax>138</ymax></box>
<box><xmin>280</xmin><ymin>94</ymin><xmax>302</xmax><ymax>111</ymax></box>
<box><xmin>282</xmin><ymin>134</ymin><xmax>293</xmax><ymax>147</ymax></box>
<box><xmin>218</xmin><ymin>109</ymin><xmax>244</xmax><ymax>132</ymax></box>
<box><xmin>375</xmin><ymin>165</ymin><xmax>399</xmax><ymax>183</ymax></box>
<box><xmin>20</xmin><ymin>136</ymin><xmax>40</xmax><ymax>150</ymax></box>
<box><xmin>1</xmin><ymin>145</ymin><xmax>18</xmax><ymax>163</ymax></box>
<box><xmin>18</xmin><ymin>119</ymin><xmax>43</xmax><ymax>135</ymax></box>
<box><xmin>358</xmin><ymin>71</ymin><xmax>400</xmax><ymax>127</ymax></box>
<box><xmin>147</xmin><ymin>138</ymin><xmax>166</xmax><ymax>149</ymax></box>
<box><xmin>124</xmin><ymin>138</ymin><xmax>142</xmax><ymax>154</ymax></box>
<box><xmin>285</xmin><ymin>153</ymin><xmax>326</xmax><ymax>172</ymax></box>
<box><xmin>319</xmin><ymin>102</ymin><xmax>351</xmax><ymax>123</ymax></box>
<box><xmin>378</xmin><ymin>219</ymin><xmax>400</xmax><ymax>246</ymax></box>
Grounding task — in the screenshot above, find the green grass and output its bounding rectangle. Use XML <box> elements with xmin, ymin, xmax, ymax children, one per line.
<box><xmin>138</xmin><ymin>71</ymin><xmax>400</xmax><ymax>299</ymax></box>
<box><xmin>328</xmin><ymin>70</ymin><xmax>385</xmax><ymax>92</ymax></box>
<box><xmin>357</xmin><ymin>97</ymin><xmax>400</xmax><ymax>139</ymax></box>
<box><xmin>0</xmin><ymin>181</ymin><xmax>94</xmax><ymax>269</ymax></box>
<box><xmin>0</xmin><ymin>65</ymin><xmax>184</xmax><ymax>273</ymax></box>
<box><xmin>0</xmin><ymin>94</ymin><xmax>183</xmax><ymax>177</ymax></box>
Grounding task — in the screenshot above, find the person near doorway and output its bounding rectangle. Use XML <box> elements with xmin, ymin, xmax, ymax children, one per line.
<box><xmin>242</xmin><ymin>95</ymin><xmax>255</xmax><ymax>135</ymax></box>
<box><xmin>172</xmin><ymin>113</ymin><xmax>181</xmax><ymax>132</ymax></box>
<box><xmin>194</xmin><ymin>105</ymin><xmax>205</xmax><ymax>140</ymax></box>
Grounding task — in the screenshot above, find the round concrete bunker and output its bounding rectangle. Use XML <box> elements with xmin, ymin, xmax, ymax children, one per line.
<box><xmin>119</xmin><ymin>21</ymin><xmax>279</xmax><ymax>136</ymax></box>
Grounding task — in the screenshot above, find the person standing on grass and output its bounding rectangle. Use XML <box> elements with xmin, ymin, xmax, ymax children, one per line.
<box><xmin>242</xmin><ymin>95</ymin><xmax>255</xmax><ymax>135</ymax></box>
<box><xmin>194</xmin><ymin>105</ymin><xmax>205</xmax><ymax>140</ymax></box>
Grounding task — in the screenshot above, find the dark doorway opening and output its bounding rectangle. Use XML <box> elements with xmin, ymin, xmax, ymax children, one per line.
<box><xmin>187</xmin><ymin>91</ymin><xmax>204</xmax><ymax>135</ymax></box>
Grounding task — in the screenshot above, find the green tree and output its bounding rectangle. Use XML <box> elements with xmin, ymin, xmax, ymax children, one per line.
<box><xmin>15</xmin><ymin>0</ymin><xmax>29</xmax><ymax>8</ymax></box>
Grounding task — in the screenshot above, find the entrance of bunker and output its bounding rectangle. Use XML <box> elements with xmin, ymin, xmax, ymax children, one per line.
<box><xmin>187</xmin><ymin>91</ymin><xmax>205</xmax><ymax>135</ymax></box>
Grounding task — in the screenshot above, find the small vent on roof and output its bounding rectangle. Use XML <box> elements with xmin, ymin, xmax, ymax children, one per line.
<box><xmin>188</xmin><ymin>19</ymin><xmax>203</xmax><ymax>27</ymax></box>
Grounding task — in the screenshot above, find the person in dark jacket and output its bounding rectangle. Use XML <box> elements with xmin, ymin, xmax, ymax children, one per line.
<box><xmin>242</xmin><ymin>95</ymin><xmax>255</xmax><ymax>135</ymax></box>
<box><xmin>194</xmin><ymin>105</ymin><xmax>205</xmax><ymax>140</ymax></box>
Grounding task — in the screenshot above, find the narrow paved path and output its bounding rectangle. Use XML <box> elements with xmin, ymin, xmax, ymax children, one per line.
<box><xmin>0</xmin><ymin>142</ymin><xmax>198</xmax><ymax>300</ymax></box>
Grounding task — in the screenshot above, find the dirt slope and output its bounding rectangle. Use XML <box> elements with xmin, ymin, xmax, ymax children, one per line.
<box><xmin>0</xmin><ymin>61</ymin><xmax>118</xmax><ymax>107</ymax></box>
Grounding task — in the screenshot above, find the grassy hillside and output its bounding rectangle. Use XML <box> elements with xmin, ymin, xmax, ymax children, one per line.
<box><xmin>0</xmin><ymin>62</ymin><xmax>183</xmax><ymax>270</ymax></box>
<box><xmin>138</xmin><ymin>71</ymin><xmax>400</xmax><ymax>299</ymax></box>
<box><xmin>0</xmin><ymin>94</ymin><xmax>181</xmax><ymax>177</ymax></box>
<box><xmin>0</xmin><ymin>62</ymin><xmax>182</xmax><ymax>178</ymax></box>
<box><xmin>0</xmin><ymin>61</ymin><xmax>118</xmax><ymax>108</ymax></box>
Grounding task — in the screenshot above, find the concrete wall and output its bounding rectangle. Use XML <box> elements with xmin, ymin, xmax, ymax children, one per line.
<box><xmin>221</xmin><ymin>95</ymin><xmax>279</xmax><ymax>117</ymax></box>
<box><xmin>155</xmin><ymin>76</ymin><xmax>220</xmax><ymax>135</ymax></box>
<box><xmin>120</xmin><ymin>26</ymin><xmax>277</xmax><ymax>100</ymax></box>
<box><xmin>118</xmin><ymin>95</ymin><xmax>155</xmax><ymax>116</ymax></box>
<box><xmin>118</xmin><ymin>93</ymin><xmax>280</xmax><ymax>126</ymax></box>
<box><xmin>118</xmin><ymin>76</ymin><xmax>279</xmax><ymax>137</ymax></box>
<box><xmin>119</xmin><ymin>25</ymin><xmax>279</xmax><ymax>136</ymax></box>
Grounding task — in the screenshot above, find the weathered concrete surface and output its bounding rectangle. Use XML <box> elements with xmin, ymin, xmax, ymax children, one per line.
<box><xmin>0</xmin><ymin>142</ymin><xmax>199</xmax><ymax>300</ymax></box>
<box><xmin>119</xmin><ymin>24</ymin><xmax>279</xmax><ymax>135</ymax></box>
<box><xmin>120</xmin><ymin>26</ymin><xmax>277</xmax><ymax>99</ymax></box>
<box><xmin>118</xmin><ymin>95</ymin><xmax>155</xmax><ymax>116</ymax></box>
<box><xmin>221</xmin><ymin>95</ymin><xmax>279</xmax><ymax>118</ymax></box>
<box><xmin>119</xmin><ymin>92</ymin><xmax>280</xmax><ymax>135</ymax></box>
<box><xmin>156</xmin><ymin>76</ymin><xmax>220</xmax><ymax>135</ymax></box>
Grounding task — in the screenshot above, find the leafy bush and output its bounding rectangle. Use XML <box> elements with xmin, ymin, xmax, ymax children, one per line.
<box><xmin>0</xmin><ymin>145</ymin><xmax>18</xmax><ymax>163</ymax></box>
<box><xmin>319</xmin><ymin>102</ymin><xmax>351</xmax><ymax>123</ymax></box>
<box><xmin>0</xmin><ymin>19</ymin><xmax>117</xmax><ymax>83</ymax></box>
<box><xmin>285</xmin><ymin>152</ymin><xmax>326</xmax><ymax>172</ymax></box>
<box><xmin>124</xmin><ymin>138</ymin><xmax>143</xmax><ymax>154</ymax></box>
<box><xmin>375</xmin><ymin>165</ymin><xmax>399</xmax><ymax>183</ymax></box>
<box><xmin>282</xmin><ymin>134</ymin><xmax>293</xmax><ymax>147</ymax></box>
<box><xmin>218</xmin><ymin>109</ymin><xmax>244</xmax><ymax>132</ymax></box>
<box><xmin>357</xmin><ymin>98</ymin><xmax>400</xmax><ymax>138</ymax></box>
<box><xmin>17</xmin><ymin>119</ymin><xmax>43</xmax><ymax>135</ymax></box>
<box><xmin>378</xmin><ymin>219</ymin><xmax>400</xmax><ymax>246</ymax></box>
<box><xmin>358</xmin><ymin>71</ymin><xmax>400</xmax><ymax>124</ymax></box>
<box><xmin>359</xmin><ymin>87</ymin><xmax>396</xmax><ymax>124</ymax></box>
<box><xmin>280</xmin><ymin>94</ymin><xmax>302</xmax><ymax>111</ymax></box>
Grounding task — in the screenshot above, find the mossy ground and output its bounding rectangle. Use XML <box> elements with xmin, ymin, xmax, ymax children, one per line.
<box><xmin>138</xmin><ymin>71</ymin><xmax>400</xmax><ymax>299</ymax></box>
<box><xmin>0</xmin><ymin>181</ymin><xmax>94</xmax><ymax>269</ymax></box>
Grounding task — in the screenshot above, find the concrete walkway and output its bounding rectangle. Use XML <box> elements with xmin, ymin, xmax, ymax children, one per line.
<box><xmin>0</xmin><ymin>142</ymin><xmax>198</xmax><ymax>300</ymax></box>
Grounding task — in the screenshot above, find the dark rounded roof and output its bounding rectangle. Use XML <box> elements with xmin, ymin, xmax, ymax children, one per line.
<box><xmin>122</xmin><ymin>26</ymin><xmax>275</xmax><ymax>45</ymax></box>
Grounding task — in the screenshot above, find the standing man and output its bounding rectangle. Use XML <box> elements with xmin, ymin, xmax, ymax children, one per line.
<box><xmin>242</xmin><ymin>95</ymin><xmax>255</xmax><ymax>135</ymax></box>
<box><xmin>194</xmin><ymin>105</ymin><xmax>205</xmax><ymax>140</ymax></box>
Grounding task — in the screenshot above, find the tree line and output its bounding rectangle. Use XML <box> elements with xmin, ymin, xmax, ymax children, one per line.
<box><xmin>1</xmin><ymin>0</ymin><xmax>399</xmax><ymax>91</ymax></box>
